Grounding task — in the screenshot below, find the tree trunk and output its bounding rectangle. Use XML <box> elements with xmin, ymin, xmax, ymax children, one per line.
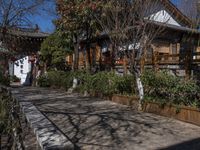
<box><xmin>73</xmin><ymin>42</ymin><xmax>79</xmax><ymax>71</ymax></box>
<box><xmin>135</xmin><ymin>71</ymin><xmax>144</xmax><ymax>111</ymax></box>
<box><xmin>111</xmin><ymin>44</ymin><xmax>116</xmax><ymax>71</ymax></box>
<box><xmin>123</xmin><ymin>55</ymin><xmax>128</xmax><ymax>75</ymax></box>
<box><xmin>86</xmin><ymin>44</ymin><xmax>91</xmax><ymax>71</ymax></box>
<box><xmin>3</xmin><ymin>55</ymin><xmax>9</xmax><ymax>78</ymax></box>
<box><xmin>131</xmin><ymin>50</ymin><xmax>144</xmax><ymax>111</ymax></box>
<box><xmin>83</xmin><ymin>47</ymin><xmax>87</xmax><ymax>69</ymax></box>
<box><xmin>92</xmin><ymin>46</ymin><xmax>96</xmax><ymax>69</ymax></box>
<box><xmin>71</xmin><ymin>43</ymin><xmax>79</xmax><ymax>92</ymax></box>
<box><xmin>72</xmin><ymin>78</ymin><xmax>78</xmax><ymax>89</ymax></box>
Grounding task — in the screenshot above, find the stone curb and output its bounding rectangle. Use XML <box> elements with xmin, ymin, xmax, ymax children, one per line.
<box><xmin>11</xmin><ymin>91</ymin><xmax>74</xmax><ymax>150</ymax></box>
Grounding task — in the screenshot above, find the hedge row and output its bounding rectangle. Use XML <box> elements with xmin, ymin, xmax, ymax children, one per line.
<box><xmin>38</xmin><ymin>70</ymin><xmax>200</xmax><ymax>108</ymax></box>
<box><xmin>37</xmin><ymin>70</ymin><xmax>136</xmax><ymax>96</ymax></box>
<box><xmin>142</xmin><ymin>70</ymin><xmax>200</xmax><ymax>107</ymax></box>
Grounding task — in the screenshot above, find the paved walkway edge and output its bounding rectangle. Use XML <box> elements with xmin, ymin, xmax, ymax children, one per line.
<box><xmin>12</xmin><ymin>92</ymin><xmax>74</xmax><ymax>150</ymax></box>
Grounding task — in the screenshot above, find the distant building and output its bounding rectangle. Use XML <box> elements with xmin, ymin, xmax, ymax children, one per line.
<box><xmin>0</xmin><ymin>26</ymin><xmax>49</xmax><ymax>85</ymax></box>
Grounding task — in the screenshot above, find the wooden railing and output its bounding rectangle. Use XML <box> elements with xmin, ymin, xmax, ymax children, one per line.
<box><xmin>145</xmin><ymin>52</ymin><xmax>200</xmax><ymax>65</ymax></box>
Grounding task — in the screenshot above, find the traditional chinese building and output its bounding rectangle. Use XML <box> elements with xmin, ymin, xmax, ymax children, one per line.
<box><xmin>0</xmin><ymin>26</ymin><xmax>49</xmax><ymax>85</ymax></box>
<box><xmin>66</xmin><ymin>0</ymin><xmax>200</xmax><ymax>79</ymax></box>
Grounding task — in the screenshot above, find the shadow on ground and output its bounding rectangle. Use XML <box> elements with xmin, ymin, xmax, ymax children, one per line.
<box><xmin>12</xmin><ymin>87</ymin><xmax>200</xmax><ymax>150</ymax></box>
<box><xmin>159</xmin><ymin>138</ymin><xmax>200</xmax><ymax>150</ymax></box>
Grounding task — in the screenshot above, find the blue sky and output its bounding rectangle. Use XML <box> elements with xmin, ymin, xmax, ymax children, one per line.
<box><xmin>171</xmin><ymin>0</ymin><xmax>181</xmax><ymax>6</ymax></box>
<box><xmin>31</xmin><ymin>1</ymin><xmax>57</xmax><ymax>33</ymax></box>
<box><xmin>32</xmin><ymin>13</ymin><xmax>56</xmax><ymax>33</ymax></box>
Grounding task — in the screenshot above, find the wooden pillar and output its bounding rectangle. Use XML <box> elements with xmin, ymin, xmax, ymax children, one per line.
<box><xmin>99</xmin><ymin>48</ymin><xmax>103</xmax><ymax>71</ymax></box>
<box><xmin>123</xmin><ymin>55</ymin><xmax>128</xmax><ymax>75</ymax></box>
<box><xmin>177</xmin><ymin>43</ymin><xmax>180</xmax><ymax>61</ymax></box>
<box><xmin>83</xmin><ymin>48</ymin><xmax>86</xmax><ymax>69</ymax></box>
<box><xmin>95</xmin><ymin>45</ymin><xmax>101</xmax><ymax>70</ymax></box>
<box><xmin>92</xmin><ymin>46</ymin><xmax>96</xmax><ymax>67</ymax></box>
<box><xmin>140</xmin><ymin>47</ymin><xmax>147</xmax><ymax>74</ymax></box>
<box><xmin>184</xmin><ymin>44</ymin><xmax>193</xmax><ymax>80</ymax></box>
<box><xmin>169</xmin><ymin>43</ymin><xmax>173</xmax><ymax>61</ymax></box>
<box><xmin>73</xmin><ymin>42</ymin><xmax>80</xmax><ymax>71</ymax></box>
<box><xmin>140</xmin><ymin>55</ymin><xmax>145</xmax><ymax>74</ymax></box>
<box><xmin>72</xmin><ymin>53</ymin><xmax>75</xmax><ymax>70</ymax></box>
<box><xmin>151</xmin><ymin>45</ymin><xmax>159</xmax><ymax>72</ymax></box>
<box><xmin>84</xmin><ymin>43</ymin><xmax>92</xmax><ymax>71</ymax></box>
<box><xmin>111</xmin><ymin>43</ymin><xmax>115</xmax><ymax>71</ymax></box>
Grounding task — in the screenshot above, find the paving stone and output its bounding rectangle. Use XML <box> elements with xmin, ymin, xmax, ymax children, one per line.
<box><xmin>12</xmin><ymin>90</ymin><xmax>74</xmax><ymax>150</ymax></box>
<box><xmin>11</xmin><ymin>87</ymin><xmax>200</xmax><ymax>150</ymax></box>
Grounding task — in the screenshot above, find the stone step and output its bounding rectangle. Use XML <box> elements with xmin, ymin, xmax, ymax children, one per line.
<box><xmin>18</xmin><ymin>101</ymin><xmax>74</xmax><ymax>150</ymax></box>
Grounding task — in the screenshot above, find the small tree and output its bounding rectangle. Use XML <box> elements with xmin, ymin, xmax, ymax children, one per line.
<box><xmin>95</xmin><ymin>0</ymin><xmax>165</xmax><ymax>109</ymax></box>
<box><xmin>56</xmin><ymin>0</ymin><xmax>101</xmax><ymax>70</ymax></box>
<box><xmin>40</xmin><ymin>32</ymin><xmax>73</xmax><ymax>71</ymax></box>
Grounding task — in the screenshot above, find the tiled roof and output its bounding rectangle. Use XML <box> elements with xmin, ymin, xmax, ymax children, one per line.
<box><xmin>0</xmin><ymin>27</ymin><xmax>49</xmax><ymax>38</ymax></box>
<box><xmin>151</xmin><ymin>20</ymin><xmax>200</xmax><ymax>34</ymax></box>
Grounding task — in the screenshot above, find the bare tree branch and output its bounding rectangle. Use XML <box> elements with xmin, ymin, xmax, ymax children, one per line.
<box><xmin>0</xmin><ymin>0</ymin><xmax>55</xmax><ymax>28</ymax></box>
<box><xmin>95</xmin><ymin>0</ymin><xmax>168</xmax><ymax>109</ymax></box>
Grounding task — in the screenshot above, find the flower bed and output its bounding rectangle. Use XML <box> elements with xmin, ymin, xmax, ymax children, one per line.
<box><xmin>143</xmin><ymin>101</ymin><xmax>200</xmax><ymax>126</ymax></box>
<box><xmin>111</xmin><ymin>94</ymin><xmax>139</xmax><ymax>108</ymax></box>
<box><xmin>107</xmin><ymin>94</ymin><xmax>200</xmax><ymax>126</ymax></box>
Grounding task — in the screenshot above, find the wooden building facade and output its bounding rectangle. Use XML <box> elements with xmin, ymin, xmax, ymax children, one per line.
<box><xmin>66</xmin><ymin>0</ymin><xmax>200</xmax><ymax>78</ymax></box>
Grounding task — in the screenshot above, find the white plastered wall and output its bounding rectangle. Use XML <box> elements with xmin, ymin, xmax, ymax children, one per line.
<box><xmin>14</xmin><ymin>56</ymin><xmax>32</xmax><ymax>84</ymax></box>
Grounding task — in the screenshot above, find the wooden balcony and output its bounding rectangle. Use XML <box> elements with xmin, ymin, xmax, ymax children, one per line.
<box><xmin>145</xmin><ymin>52</ymin><xmax>200</xmax><ymax>65</ymax></box>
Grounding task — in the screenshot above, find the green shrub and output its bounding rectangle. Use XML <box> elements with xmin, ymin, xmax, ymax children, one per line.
<box><xmin>116</xmin><ymin>74</ymin><xmax>136</xmax><ymax>95</ymax></box>
<box><xmin>61</xmin><ymin>72</ymin><xmax>74</xmax><ymax>90</ymax></box>
<box><xmin>37</xmin><ymin>75</ymin><xmax>50</xmax><ymax>87</ymax></box>
<box><xmin>47</xmin><ymin>70</ymin><xmax>63</xmax><ymax>87</ymax></box>
<box><xmin>0</xmin><ymin>89</ymin><xmax>12</xmax><ymax>135</ymax></box>
<box><xmin>37</xmin><ymin>70</ymin><xmax>74</xmax><ymax>89</ymax></box>
<box><xmin>91</xmin><ymin>72</ymin><xmax>117</xmax><ymax>96</ymax></box>
<box><xmin>142</xmin><ymin>69</ymin><xmax>200</xmax><ymax>107</ymax></box>
<box><xmin>38</xmin><ymin>70</ymin><xmax>136</xmax><ymax>96</ymax></box>
<box><xmin>74</xmin><ymin>71</ymin><xmax>136</xmax><ymax>96</ymax></box>
<box><xmin>142</xmin><ymin>70</ymin><xmax>179</xmax><ymax>97</ymax></box>
<box><xmin>37</xmin><ymin>69</ymin><xmax>200</xmax><ymax>108</ymax></box>
<box><xmin>0</xmin><ymin>67</ymin><xmax>10</xmax><ymax>86</ymax></box>
<box><xmin>171</xmin><ymin>80</ymin><xmax>200</xmax><ymax>106</ymax></box>
<box><xmin>10</xmin><ymin>75</ymin><xmax>20</xmax><ymax>82</ymax></box>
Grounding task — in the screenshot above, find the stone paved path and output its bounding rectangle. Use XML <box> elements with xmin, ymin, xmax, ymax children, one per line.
<box><xmin>12</xmin><ymin>87</ymin><xmax>200</xmax><ymax>150</ymax></box>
